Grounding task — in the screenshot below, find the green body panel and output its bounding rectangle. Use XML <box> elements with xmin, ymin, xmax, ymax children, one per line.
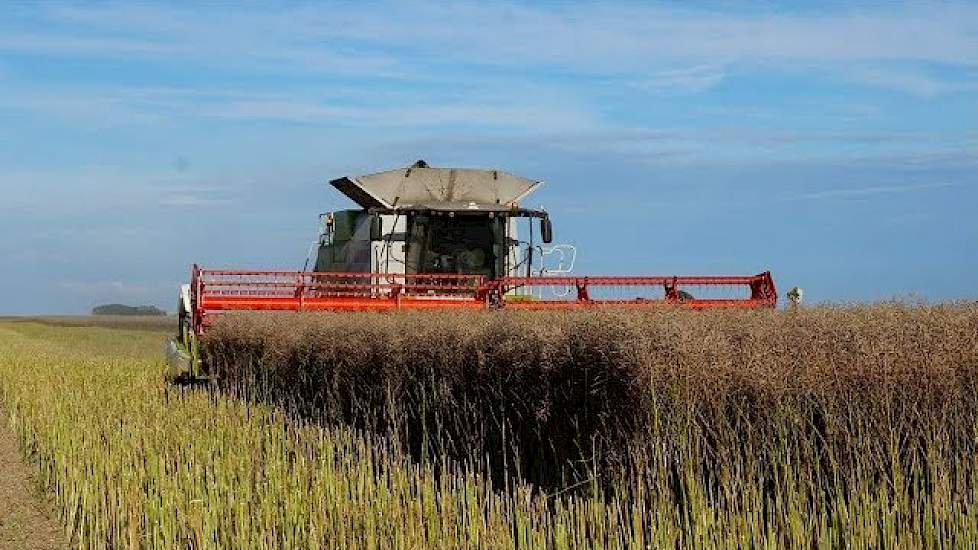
<box><xmin>315</xmin><ymin>210</ymin><xmax>372</xmax><ymax>273</ymax></box>
<box><xmin>331</xmin><ymin>210</ymin><xmax>362</xmax><ymax>242</ymax></box>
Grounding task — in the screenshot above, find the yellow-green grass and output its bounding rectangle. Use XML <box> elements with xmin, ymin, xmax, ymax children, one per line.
<box><xmin>1</xmin><ymin>306</ymin><xmax>977</xmax><ymax>549</ymax></box>
<box><xmin>8</xmin><ymin>314</ymin><xmax>177</xmax><ymax>332</ymax></box>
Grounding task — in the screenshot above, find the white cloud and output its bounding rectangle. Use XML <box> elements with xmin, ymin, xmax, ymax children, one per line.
<box><xmin>782</xmin><ymin>181</ymin><xmax>958</xmax><ymax>202</ymax></box>
<box><xmin>159</xmin><ymin>194</ymin><xmax>232</xmax><ymax>207</ymax></box>
<box><xmin>0</xmin><ymin>32</ymin><xmax>172</xmax><ymax>58</ymax></box>
<box><xmin>0</xmin><ymin>165</ymin><xmax>238</xmax><ymax>216</ymax></box>
<box><xmin>0</xmin><ymin>83</ymin><xmax>598</xmax><ymax>132</ymax></box>
<box><xmin>627</xmin><ymin>65</ymin><xmax>727</xmax><ymax>95</ymax></box>
<box><xmin>0</xmin><ymin>3</ymin><xmax>974</xmax><ymax>142</ymax></box>
<box><xmin>0</xmin><ymin>92</ymin><xmax>165</xmax><ymax>127</ymax></box>
<box><xmin>846</xmin><ymin>67</ymin><xmax>978</xmax><ymax>97</ymax></box>
<box><xmin>0</xmin><ymin>21</ymin><xmax>400</xmax><ymax>77</ymax></box>
<box><xmin>5</xmin><ymin>3</ymin><xmax>976</xmax><ymax>78</ymax></box>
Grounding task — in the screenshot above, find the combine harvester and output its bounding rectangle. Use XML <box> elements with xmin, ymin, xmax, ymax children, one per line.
<box><xmin>167</xmin><ymin>161</ymin><xmax>776</xmax><ymax>376</ymax></box>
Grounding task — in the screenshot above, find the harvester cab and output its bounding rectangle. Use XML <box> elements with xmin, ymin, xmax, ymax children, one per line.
<box><xmin>311</xmin><ymin>160</ymin><xmax>564</xmax><ymax>281</ymax></box>
<box><xmin>167</xmin><ymin>160</ymin><xmax>777</xmax><ymax>379</ymax></box>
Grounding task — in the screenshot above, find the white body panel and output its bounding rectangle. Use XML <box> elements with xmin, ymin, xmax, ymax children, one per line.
<box><xmin>179</xmin><ymin>284</ymin><xmax>192</xmax><ymax>315</ymax></box>
<box><xmin>371</xmin><ymin>214</ymin><xmax>407</xmax><ymax>275</ymax></box>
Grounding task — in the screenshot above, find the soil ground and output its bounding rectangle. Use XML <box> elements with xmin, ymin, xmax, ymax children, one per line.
<box><xmin>0</xmin><ymin>413</ymin><xmax>65</xmax><ymax>550</ymax></box>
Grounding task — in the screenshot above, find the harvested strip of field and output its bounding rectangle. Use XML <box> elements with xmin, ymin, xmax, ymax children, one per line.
<box><xmin>0</xmin><ymin>401</ymin><xmax>64</xmax><ymax>550</ymax></box>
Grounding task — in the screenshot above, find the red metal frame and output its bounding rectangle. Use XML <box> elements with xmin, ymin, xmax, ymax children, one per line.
<box><xmin>495</xmin><ymin>274</ymin><xmax>777</xmax><ymax>310</ymax></box>
<box><xmin>190</xmin><ymin>265</ymin><xmax>776</xmax><ymax>334</ymax></box>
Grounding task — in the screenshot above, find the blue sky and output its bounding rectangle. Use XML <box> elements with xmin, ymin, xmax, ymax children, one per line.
<box><xmin>1</xmin><ymin>2</ymin><xmax>975</xmax><ymax>313</ymax></box>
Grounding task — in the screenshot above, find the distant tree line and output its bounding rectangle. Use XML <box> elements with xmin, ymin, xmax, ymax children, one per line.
<box><xmin>91</xmin><ymin>304</ymin><xmax>167</xmax><ymax>316</ymax></box>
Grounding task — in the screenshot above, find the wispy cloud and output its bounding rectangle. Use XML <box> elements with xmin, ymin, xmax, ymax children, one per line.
<box><xmin>0</xmin><ymin>166</ymin><xmax>240</xmax><ymax>216</ymax></box>
<box><xmin>157</xmin><ymin>184</ymin><xmax>234</xmax><ymax>208</ymax></box>
<box><xmin>4</xmin><ymin>3</ymin><xmax>976</xmax><ymax>84</ymax></box>
<box><xmin>627</xmin><ymin>65</ymin><xmax>727</xmax><ymax>95</ymax></box>
<box><xmin>0</xmin><ymin>92</ymin><xmax>166</xmax><ymax>127</ymax></box>
<box><xmin>0</xmin><ymin>83</ymin><xmax>598</xmax><ymax>133</ymax></box>
<box><xmin>782</xmin><ymin>181</ymin><xmax>958</xmax><ymax>202</ymax></box>
<box><xmin>843</xmin><ymin>66</ymin><xmax>978</xmax><ymax>97</ymax></box>
<box><xmin>208</xmin><ymin>98</ymin><xmax>594</xmax><ymax>130</ymax></box>
<box><xmin>0</xmin><ymin>3</ymin><xmax>974</xmax><ymax>147</ymax></box>
<box><xmin>0</xmin><ymin>17</ymin><xmax>400</xmax><ymax>77</ymax></box>
<box><xmin>159</xmin><ymin>194</ymin><xmax>233</xmax><ymax>207</ymax></box>
<box><xmin>376</xmin><ymin>126</ymin><xmax>977</xmax><ymax>168</ymax></box>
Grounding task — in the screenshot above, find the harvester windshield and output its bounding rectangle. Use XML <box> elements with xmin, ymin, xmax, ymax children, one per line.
<box><xmin>406</xmin><ymin>213</ymin><xmax>504</xmax><ymax>277</ymax></box>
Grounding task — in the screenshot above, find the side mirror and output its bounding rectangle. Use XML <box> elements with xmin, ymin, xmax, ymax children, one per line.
<box><xmin>370</xmin><ymin>215</ymin><xmax>383</xmax><ymax>241</ymax></box>
<box><xmin>540</xmin><ymin>217</ymin><xmax>553</xmax><ymax>243</ymax></box>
